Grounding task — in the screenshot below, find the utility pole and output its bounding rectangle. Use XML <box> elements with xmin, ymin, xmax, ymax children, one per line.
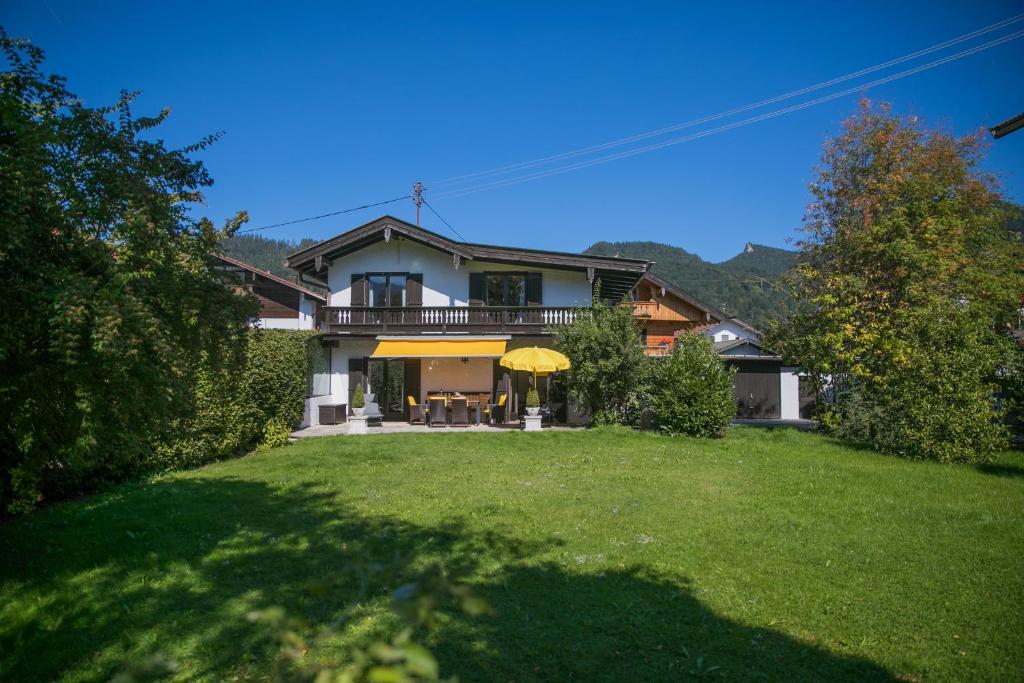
<box><xmin>412</xmin><ymin>181</ymin><xmax>425</xmax><ymax>225</ymax></box>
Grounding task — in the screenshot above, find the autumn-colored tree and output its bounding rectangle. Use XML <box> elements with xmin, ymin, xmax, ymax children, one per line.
<box><xmin>0</xmin><ymin>29</ymin><xmax>254</xmax><ymax>512</ymax></box>
<box><xmin>771</xmin><ymin>101</ymin><xmax>1024</xmax><ymax>462</ymax></box>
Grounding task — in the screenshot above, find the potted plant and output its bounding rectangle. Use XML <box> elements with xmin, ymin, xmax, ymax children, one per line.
<box><xmin>525</xmin><ymin>386</ymin><xmax>541</xmax><ymax>416</ymax></box>
<box><xmin>351</xmin><ymin>383</ymin><xmax>366</xmax><ymax>416</ymax></box>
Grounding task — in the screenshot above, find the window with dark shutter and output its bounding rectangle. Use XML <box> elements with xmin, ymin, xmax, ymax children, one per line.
<box><xmin>350</xmin><ymin>273</ymin><xmax>367</xmax><ymax>307</ymax></box>
<box><xmin>468</xmin><ymin>272</ymin><xmax>485</xmax><ymax>306</ymax></box>
<box><xmin>407</xmin><ymin>274</ymin><xmax>423</xmax><ymax>307</ymax></box>
<box><xmin>526</xmin><ymin>272</ymin><xmax>543</xmax><ymax>306</ymax></box>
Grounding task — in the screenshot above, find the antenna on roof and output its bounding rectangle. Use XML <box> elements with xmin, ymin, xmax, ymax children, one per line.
<box><xmin>412</xmin><ymin>181</ymin><xmax>425</xmax><ymax>225</ymax></box>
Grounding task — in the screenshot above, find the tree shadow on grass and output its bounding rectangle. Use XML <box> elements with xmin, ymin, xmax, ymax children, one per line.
<box><xmin>974</xmin><ymin>462</ymin><xmax>1024</xmax><ymax>478</ymax></box>
<box><xmin>1</xmin><ymin>475</ymin><xmax>895</xmax><ymax>681</ymax></box>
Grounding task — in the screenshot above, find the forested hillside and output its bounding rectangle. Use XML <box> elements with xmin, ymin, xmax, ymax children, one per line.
<box><xmin>585</xmin><ymin>241</ymin><xmax>796</xmax><ymax>328</ymax></box>
<box><xmin>219</xmin><ymin>234</ymin><xmax>319</xmax><ymax>283</ymax></box>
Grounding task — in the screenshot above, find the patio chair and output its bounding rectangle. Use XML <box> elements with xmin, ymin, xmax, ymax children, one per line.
<box><xmin>364</xmin><ymin>397</ymin><xmax>383</xmax><ymax>425</ymax></box>
<box><xmin>428</xmin><ymin>397</ymin><xmax>447</xmax><ymax>427</ymax></box>
<box><xmin>485</xmin><ymin>393</ymin><xmax>507</xmax><ymax>425</ymax></box>
<box><xmin>407</xmin><ymin>396</ymin><xmax>425</xmax><ymax>424</ymax></box>
<box><xmin>450</xmin><ymin>397</ymin><xmax>469</xmax><ymax>427</ymax></box>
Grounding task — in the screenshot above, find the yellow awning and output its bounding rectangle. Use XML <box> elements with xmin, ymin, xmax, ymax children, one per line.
<box><xmin>370</xmin><ymin>339</ymin><xmax>507</xmax><ymax>358</ymax></box>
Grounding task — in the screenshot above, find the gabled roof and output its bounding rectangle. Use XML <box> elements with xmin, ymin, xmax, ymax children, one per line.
<box><xmin>714</xmin><ymin>337</ymin><xmax>781</xmax><ymax>361</ymax></box>
<box><xmin>635</xmin><ymin>272</ymin><xmax>729</xmax><ymax>323</ymax></box>
<box><xmin>285</xmin><ymin>215</ymin><xmax>651</xmax><ymax>276</ymax></box>
<box><xmin>214</xmin><ymin>253</ymin><xmax>326</xmax><ymax>301</ymax></box>
<box><xmin>705</xmin><ymin>317</ymin><xmax>763</xmax><ymax>341</ymax></box>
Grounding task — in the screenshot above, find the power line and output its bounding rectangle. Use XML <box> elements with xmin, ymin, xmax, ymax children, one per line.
<box><xmin>422</xmin><ymin>200</ymin><xmax>466</xmax><ymax>241</ymax></box>
<box><xmin>428</xmin><ymin>13</ymin><xmax>1024</xmax><ymax>189</ymax></box>
<box><xmin>238</xmin><ymin>195</ymin><xmax>411</xmax><ymax>233</ymax></box>
<box><xmin>431</xmin><ymin>28</ymin><xmax>1024</xmax><ymax>201</ymax></box>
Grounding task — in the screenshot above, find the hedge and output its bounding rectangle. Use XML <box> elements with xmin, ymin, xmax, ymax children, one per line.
<box><xmin>155</xmin><ymin>329</ymin><xmax>319</xmax><ymax>469</ymax></box>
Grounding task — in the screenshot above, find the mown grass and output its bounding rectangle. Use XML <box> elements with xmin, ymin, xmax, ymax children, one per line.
<box><xmin>1</xmin><ymin>427</ymin><xmax>1022</xmax><ymax>681</ymax></box>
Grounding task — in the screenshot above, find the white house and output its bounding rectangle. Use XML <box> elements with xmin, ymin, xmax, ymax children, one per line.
<box><xmin>285</xmin><ymin>215</ymin><xmax>651</xmax><ymax>426</ymax></box>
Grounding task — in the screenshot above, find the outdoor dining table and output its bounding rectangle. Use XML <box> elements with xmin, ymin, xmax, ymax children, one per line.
<box><xmin>425</xmin><ymin>396</ymin><xmax>484</xmax><ymax>425</ymax></box>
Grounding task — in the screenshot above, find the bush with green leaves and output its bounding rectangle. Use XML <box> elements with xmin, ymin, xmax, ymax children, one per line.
<box><xmin>156</xmin><ymin>330</ymin><xmax>317</xmax><ymax>469</ymax></box>
<box><xmin>0</xmin><ymin>30</ymin><xmax>254</xmax><ymax>513</ymax></box>
<box><xmin>552</xmin><ymin>297</ymin><xmax>649</xmax><ymax>425</ymax></box>
<box><xmin>832</xmin><ymin>304</ymin><xmax>1010</xmax><ymax>463</ymax></box>
<box><xmin>649</xmin><ymin>335</ymin><xmax>735</xmax><ymax>438</ymax></box>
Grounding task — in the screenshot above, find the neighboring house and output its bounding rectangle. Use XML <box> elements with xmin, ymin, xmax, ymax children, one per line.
<box><xmin>630</xmin><ymin>272</ymin><xmax>725</xmax><ymax>356</ymax></box>
<box><xmin>215</xmin><ymin>253</ymin><xmax>325</xmax><ymax>330</ymax></box>
<box><xmin>629</xmin><ymin>274</ymin><xmax>805</xmax><ymax>420</ymax></box>
<box><xmin>284</xmin><ymin>215</ymin><xmax>651</xmax><ymax>424</ymax></box>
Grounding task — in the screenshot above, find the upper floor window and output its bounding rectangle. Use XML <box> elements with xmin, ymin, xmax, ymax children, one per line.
<box><xmin>470</xmin><ymin>271</ymin><xmax>542</xmax><ymax>306</ymax></box>
<box><xmin>368</xmin><ymin>273</ymin><xmax>407</xmax><ymax>307</ymax></box>
<box><xmin>352</xmin><ymin>272</ymin><xmax>422</xmax><ymax>307</ymax></box>
<box><xmin>486</xmin><ymin>273</ymin><xmax>526</xmax><ymax>306</ymax></box>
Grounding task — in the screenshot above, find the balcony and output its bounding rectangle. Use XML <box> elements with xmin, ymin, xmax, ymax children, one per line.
<box><xmin>322</xmin><ymin>306</ymin><xmax>579</xmax><ymax>335</ymax></box>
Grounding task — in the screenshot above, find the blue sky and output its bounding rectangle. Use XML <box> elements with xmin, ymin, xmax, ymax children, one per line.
<box><xmin>4</xmin><ymin>1</ymin><xmax>1023</xmax><ymax>261</ymax></box>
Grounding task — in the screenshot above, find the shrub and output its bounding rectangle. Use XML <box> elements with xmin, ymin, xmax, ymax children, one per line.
<box><xmin>0</xmin><ymin>32</ymin><xmax>253</xmax><ymax>513</ymax></box>
<box><xmin>552</xmin><ymin>297</ymin><xmax>649</xmax><ymax>425</ymax></box>
<box><xmin>156</xmin><ymin>329</ymin><xmax>316</xmax><ymax>469</ymax></box>
<box><xmin>831</xmin><ymin>305</ymin><xmax>1009</xmax><ymax>463</ymax></box>
<box><xmin>650</xmin><ymin>335</ymin><xmax>735</xmax><ymax>438</ymax></box>
<box><xmin>526</xmin><ymin>386</ymin><xmax>540</xmax><ymax>408</ymax></box>
<box><xmin>351</xmin><ymin>382</ymin><xmax>365</xmax><ymax>409</ymax></box>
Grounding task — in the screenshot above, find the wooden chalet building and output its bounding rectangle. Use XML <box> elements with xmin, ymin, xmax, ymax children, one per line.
<box><xmin>215</xmin><ymin>253</ymin><xmax>325</xmax><ymax>330</ymax></box>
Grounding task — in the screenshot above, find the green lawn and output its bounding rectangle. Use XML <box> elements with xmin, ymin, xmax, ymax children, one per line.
<box><xmin>2</xmin><ymin>428</ymin><xmax>1023</xmax><ymax>681</ymax></box>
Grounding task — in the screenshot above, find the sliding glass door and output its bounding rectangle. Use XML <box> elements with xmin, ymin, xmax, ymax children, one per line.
<box><xmin>367</xmin><ymin>358</ymin><xmax>406</xmax><ymax>420</ymax></box>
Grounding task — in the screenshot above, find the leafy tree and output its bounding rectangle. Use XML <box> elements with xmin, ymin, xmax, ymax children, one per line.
<box><xmin>0</xmin><ymin>29</ymin><xmax>254</xmax><ymax>512</ymax></box>
<box><xmin>771</xmin><ymin>101</ymin><xmax>1024</xmax><ymax>463</ymax></box>
<box><xmin>650</xmin><ymin>335</ymin><xmax>735</xmax><ymax>438</ymax></box>
<box><xmin>552</xmin><ymin>297</ymin><xmax>649</xmax><ymax>425</ymax></box>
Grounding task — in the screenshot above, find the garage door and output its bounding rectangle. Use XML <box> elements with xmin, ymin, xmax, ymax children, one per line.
<box><xmin>730</xmin><ymin>360</ymin><xmax>781</xmax><ymax>418</ymax></box>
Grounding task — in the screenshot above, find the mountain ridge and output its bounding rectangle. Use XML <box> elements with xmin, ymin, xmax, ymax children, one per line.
<box><xmin>585</xmin><ymin>240</ymin><xmax>796</xmax><ymax>327</ymax></box>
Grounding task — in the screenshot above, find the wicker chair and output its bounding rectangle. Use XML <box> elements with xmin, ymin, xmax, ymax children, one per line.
<box><xmin>450</xmin><ymin>397</ymin><xmax>469</xmax><ymax>427</ymax></box>
<box><xmin>485</xmin><ymin>393</ymin><xmax>508</xmax><ymax>425</ymax></box>
<box><xmin>428</xmin><ymin>397</ymin><xmax>447</xmax><ymax>427</ymax></box>
<box><xmin>407</xmin><ymin>396</ymin><xmax>425</xmax><ymax>424</ymax></box>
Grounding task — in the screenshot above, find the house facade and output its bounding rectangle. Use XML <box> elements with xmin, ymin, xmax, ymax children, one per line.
<box><xmin>631</xmin><ymin>272</ymin><xmax>726</xmax><ymax>356</ymax></box>
<box><xmin>286</xmin><ymin>215</ymin><xmax>650</xmax><ymax>424</ymax></box>
<box><xmin>215</xmin><ymin>253</ymin><xmax>324</xmax><ymax>330</ymax></box>
<box><xmin>629</xmin><ymin>273</ymin><xmax>804</xmax><ymax>420</ymax></box>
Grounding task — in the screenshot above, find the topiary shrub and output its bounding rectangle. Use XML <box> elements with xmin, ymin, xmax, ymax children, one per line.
<box><xmin>650</xmin><ymin>335</ymin><xmax>735</xmax><ymax>438</ymax></box>
<box><xmin>526</xmin><ymin>386</ymin><xmax>540</xmax><ymax>409</ymax></box>
<box><xmin>351</xmin><ymin>382</ymin><xmax>365</xmax><ymax>409</ymax></box>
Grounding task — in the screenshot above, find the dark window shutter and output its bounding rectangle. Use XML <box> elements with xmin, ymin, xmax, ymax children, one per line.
<box><xmin>350</xmin><ymin>273</ymin><xmax>366</xmax><ymax>307</ymax></box>
<box><xmin>407</xmin><ymin>274</ymin><xmax>423</xmax><ymax>307</ymax></box>
<box><xmin>468</xmin><ymin>272</ymin><xmax>485</xmax><ymax>306</ymax></box>
<box><xmin>526</xmin><ymin>272</ymin><xmax>543</xmax><ymax>306</ymax></box>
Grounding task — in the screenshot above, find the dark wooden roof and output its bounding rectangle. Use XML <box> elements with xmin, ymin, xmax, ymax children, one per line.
<box><xmin>991</xmin><ymin>112</ymin><xmax>1024</xmax><ymax>139</ymax></box>
<box><xmin>214</xmin><ymin>253</ymin><xmax>326</xmax><ymax>301</ymax></box>
<box><xmin>285</xmin><ymin>215</ymin><xmax>651</xmax><ymax>275</ymax></box>
<box><xmin>713</xmin><ymin>337</ymin><xmax>781</xmax><ymax>361</ymax></box>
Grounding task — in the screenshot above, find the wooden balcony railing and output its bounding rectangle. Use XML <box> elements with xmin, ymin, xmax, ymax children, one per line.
<box><xmin>633</xmin><ymin>301</ymin><xmax>658</xmax><ymax>318</ymax></box>
<box><xmin>322</xmin><ymin>306</ymin><xmax>579</xmax><ymax>334</ymax></box>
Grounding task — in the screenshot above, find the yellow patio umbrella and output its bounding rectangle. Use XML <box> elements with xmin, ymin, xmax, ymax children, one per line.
<box><xmin>499</xmin><ymin>346</ymin><xmax>571</xmax><ymax>381</ymax></box>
